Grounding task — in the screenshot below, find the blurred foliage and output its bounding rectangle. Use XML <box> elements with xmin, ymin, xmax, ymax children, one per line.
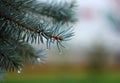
<box><xmin>87</xmin><ymin>43</ymin><xmax>108</xmax><ymax>74</ymax></box>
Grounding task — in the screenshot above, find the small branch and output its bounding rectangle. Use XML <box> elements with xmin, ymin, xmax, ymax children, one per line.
<box><xmin>0</xmin><ymin>12</ymin><xmax>64</xmax><ymax>41</ymax></box>
<box><xmin>50</xmin><ymin>35</ymin><xmax>63</xmax><ymax>40</ymax></box>
<box><xmin>1</xmin><ymin>0</ymin><xmax>75</xmax><ymax>22</ymax></box>
<box><xmin>0</xmin><ymin>12</ymin><xmax>40</xmax><ymax>33</ymax></box>
<box><xmin>0</xmin><ymin>52</ymin><xmax>19</xmax><ymax>69</ymax></box>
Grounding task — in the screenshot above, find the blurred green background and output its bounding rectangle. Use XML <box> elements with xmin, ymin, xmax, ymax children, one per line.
<box><xmin>4</xmin><ymin>64</ymin><xmax>120</xmax><ymax>83</ymax></box>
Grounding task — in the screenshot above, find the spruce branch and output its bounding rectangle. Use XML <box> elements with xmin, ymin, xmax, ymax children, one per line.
<box><xmin>0</xmin><ymin>52</ymin><xmax>23</xmax><ymax>71</ymax></box>
<box><xmin>0</xmin><ymin>12</ymin><xmax>40</xmax><ymax>33</ymax></box>
<box><xmin>1</xmin><ymin>0</ymin><xmax>76</xmax><ymax>23</ymax></box>
<box><xmin>0</xmin><ymin>12</ymin><xmax>73</xmax><ymax>46</ymax></box>
<box><xmin>0</xmin><ymin>0</ymin><xmax>76</xmax><ymax>72</ymax></box>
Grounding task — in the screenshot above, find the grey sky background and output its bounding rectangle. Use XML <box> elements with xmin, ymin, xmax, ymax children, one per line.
<box><xmin>35</xmin><ymin>0</ymin><xmax>120</xmax><ymax>63</ymax></box>
<box><xmin>69</xmin><ymin>0</ymin><xmax>120</xmax><ymax>49</ymax></box>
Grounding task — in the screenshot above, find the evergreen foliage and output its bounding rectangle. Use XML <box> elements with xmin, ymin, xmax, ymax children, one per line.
<box><xmin>0</xmin><ymin>0</ymin><xmax>76</xmax><ymax>72</ymax></box>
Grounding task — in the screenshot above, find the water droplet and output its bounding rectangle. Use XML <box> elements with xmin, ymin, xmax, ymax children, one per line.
<box><xmin>37</xmin><ymin>57</ymin><xmax>41</xmax><ymax>62</ymax></box>
<box><xmin>17</xmin><ymin>70</ymin><xmax>21</xmax><ymax>74</ymax></box>
<box><xmin>17</xmin><ymin>68</ymin><xmax>22</xmax><ymax>74</ymax></box>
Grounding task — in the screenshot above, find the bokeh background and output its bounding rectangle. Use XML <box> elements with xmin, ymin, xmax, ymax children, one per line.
<box><xmin>5</xmin><ymin>0</ymin><xmax>120</xmax><ymax>83</ymax></box>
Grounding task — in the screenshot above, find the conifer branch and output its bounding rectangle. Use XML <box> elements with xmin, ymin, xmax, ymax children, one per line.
<box><xmin>1</xmin><ymin>0</ymin><xmax>76</xmax><ymax>22</ymax></box>
<box><xmin>0</xmin><ymin>0</ymin><xmax>76</xmax><ymax>73</ymax></box>
<box><xmin>0</xmin><ymin>12</ymin><xmax>40</xmax><ymax>33</ymax></box>
<box><xmin>0</xmin><ymin>52</ymin><xmax>22</xmax><ymax>71</ymax></box>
